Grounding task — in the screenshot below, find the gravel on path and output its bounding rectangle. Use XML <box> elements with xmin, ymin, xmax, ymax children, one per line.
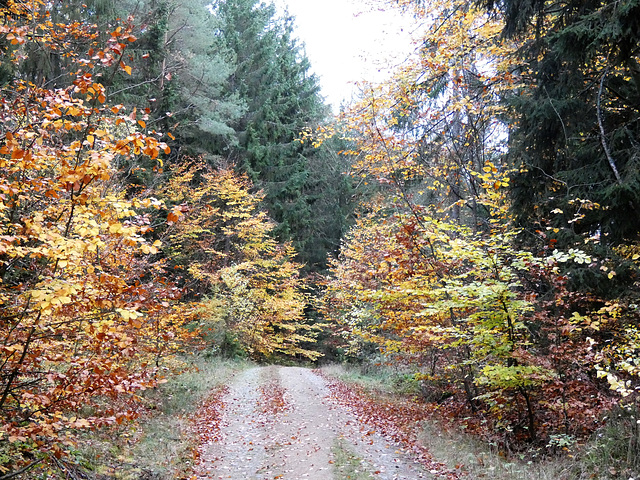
<box><xmin>195</xmin><ymin>366</ymin><xmax>433</xmax><ymax>480</ymax></box>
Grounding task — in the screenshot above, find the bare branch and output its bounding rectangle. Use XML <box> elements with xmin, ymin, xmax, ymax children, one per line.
<box><xmin>597</xmin><ymin>69</ymin><xmax>623</xmax><ymax>185</ymax></box>
<box><xmin>0</xmin><ymin>459</ymin><xmax>44</xmax><ymax>480</ymax></box>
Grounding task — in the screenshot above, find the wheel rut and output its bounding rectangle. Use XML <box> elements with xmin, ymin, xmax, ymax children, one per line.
<box><xmin>195</xmin><ymin>366</ymin><xmax>432</xmax><ymax>480</ymax></box>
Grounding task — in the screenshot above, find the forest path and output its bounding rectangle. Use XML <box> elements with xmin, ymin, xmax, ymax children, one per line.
<box><xmin>194</xmin><ymin>366</ymin><xmax>433</xmax><ymax>480</ymax></box>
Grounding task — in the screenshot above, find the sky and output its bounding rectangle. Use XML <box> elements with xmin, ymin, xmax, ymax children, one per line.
<box><xmin>274</xmin><ymin>0</ymin><xmax>416</xmax><ymax>111</ymax></box>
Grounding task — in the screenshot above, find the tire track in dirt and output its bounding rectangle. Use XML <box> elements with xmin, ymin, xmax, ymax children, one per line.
<box><xmin>195</xmin><ymin>366</ymin><xmax>435</xmax><ymax>480</ymax></box>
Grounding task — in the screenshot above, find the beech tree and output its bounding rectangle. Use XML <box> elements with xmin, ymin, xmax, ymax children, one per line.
<box><xmin>0</xmin><ymin>3</ymin><xmax>200</xmax><ymax>475</ymax></box>
<box><xmin>320</xmin><ymin>0</ymin><xmax>636</xmax><ymax>448</ymax></box>
<box><xmin>158</xmin><ymin>162</ymin><xmax>321</xmax><ymax>360</ymax></box>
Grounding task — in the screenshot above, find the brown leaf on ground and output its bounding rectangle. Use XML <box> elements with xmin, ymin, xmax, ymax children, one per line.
<box><xmin>318</xmin><ymin>372</ymin><xmax>462</xmax><ymax>479</ymax></box>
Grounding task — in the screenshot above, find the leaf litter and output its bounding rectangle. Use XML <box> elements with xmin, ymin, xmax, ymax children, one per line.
<box><xmin>191</xmin><ymin>366</ymin><xmax>458</xmax><ymax>479</ymax></box>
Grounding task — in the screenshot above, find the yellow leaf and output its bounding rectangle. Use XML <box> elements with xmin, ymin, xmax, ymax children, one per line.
<box><xmin>140</xmin><ymin>243</ymin><xmax>158</xmax><ymax>254</ymax></box>
<box><xmin>116</xmin><ymin>308</ymin><xmax>142</xmax><ymax>320</ymax></box>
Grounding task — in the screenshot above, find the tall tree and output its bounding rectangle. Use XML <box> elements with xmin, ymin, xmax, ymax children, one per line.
<box><xmin>211</xmin><ymin>0</ymin><xmax>332</xmax><ymax>265</ymax></box>
<box><xmin>321</xmin><ymin>0</ymin><xmax>629</xmax><ymax>448</ymax></box>
<box><xmin>0</xmin><ymin>5</ymin><xmax>197</xmax><ymax>473</ymax></box>
<box><xmin>108</xmin><ymin>0</ymin><xmax>243</xmax><ymax>177</ymax></box>
<box><xmin>480</xmin><ymin>0</ymin><xmax>640</xmax><ymax>255</ymax></box>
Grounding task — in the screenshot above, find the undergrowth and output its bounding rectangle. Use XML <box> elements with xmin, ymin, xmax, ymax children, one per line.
<box><xmin>321</xmin><ymin>361</ymin><xmax>421</xmax><ymax>397</ymax></box>
<box><xmin>24</xmin><ymin>355</ymin><xmax>252</xmax><ymax>480</ymax></box>
<box><xmin>322</xmin><ymin>363</ymin><xmax>640</xmax><ymax>480</ymax></box>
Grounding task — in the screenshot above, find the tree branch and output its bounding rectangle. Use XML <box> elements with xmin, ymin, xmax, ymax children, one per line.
<box><xmin>0</xmin><ymin>459</ymin><xmax>44</xmax><ymax>480</ymax></box>
<box><xmin>597</xmin><ymin>69</ymin><xmax>623</xmax><ymax>185</ymax></box>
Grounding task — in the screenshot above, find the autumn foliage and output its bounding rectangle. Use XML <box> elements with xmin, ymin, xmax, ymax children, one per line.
<box><xmin>0</xmin><ymin>2</ymin><xmax>204</xmax><ymax>475</ymax></box>
<box><xmin>3</xmin><ymin>0</ymin><xmax>640</xmax><ymax>475</ymax></box>
<box><xmin>159</xmin><ymin>162</ymin><xmax>320</xmax><ymax>361</ymax></box>
<box><xmin>319</xmin><ymin>0</ymin><xmax>640</xmax><ymax>450</ymax></box>
<box><xmin>0</xmin><ymin>19</ymin><xmax>172</xmax><ymax>475</ymax></box>
<box><xmin>0</xmin><ymin>0</ymin><xmax>324</xmax><ymax>472</ymax></box>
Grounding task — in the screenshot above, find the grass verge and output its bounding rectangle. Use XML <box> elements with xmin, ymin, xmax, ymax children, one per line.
<box><xmin>321</xmin><ymin>363</ymin><xmax>640</xmax><ymax>480</ymax></box>
<box><xmin>321</xmin><ymin>363</ymin><xmax>421</xmax><ymax>398</ymax></box>
<box><xmin>56</xmin><ymin>356</ymin><xmax>252</xmax><ymax>480</ymax></box>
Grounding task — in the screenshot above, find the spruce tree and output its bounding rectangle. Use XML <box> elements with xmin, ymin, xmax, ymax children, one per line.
<box><xmin>118</xmin><ymin>0</ymin><xmax>243</xmax><ymax>158</ymax></box>
<box><xmin>211</xmin><ymin>0</ymin><xmax>334</xmax><ymax>267</ymax></box>
<box><xmin>480</xmin><ymin>0</ymin><xmax>640</xmax><ymax>251</ymax></box>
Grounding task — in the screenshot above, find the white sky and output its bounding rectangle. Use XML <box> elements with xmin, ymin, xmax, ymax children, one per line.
<box><xmin>274</xmin><ymin>0</ymin><xmax>416</xmax><ymax>111</ymax></box>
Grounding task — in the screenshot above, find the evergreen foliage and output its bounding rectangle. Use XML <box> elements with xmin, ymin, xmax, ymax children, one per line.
<box><xmin>118</xmin><ymin>0</ymin><xmax>243</xmax><ymax>160</ymax></box>
<box><xmin>483</xmin><ymin>0</ymin><xmax>640</xmax><ymax>256</ymax></box>
<box><xmin>211</xmin><ymin>0</ymin><xmax>341</xmax><ymax>268</ymax></box>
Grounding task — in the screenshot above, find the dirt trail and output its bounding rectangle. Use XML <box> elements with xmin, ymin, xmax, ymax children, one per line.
<box><xmin>195</xmin><ymin>366</ymin><xmax>433</xmax><ymax>480</ymax></box>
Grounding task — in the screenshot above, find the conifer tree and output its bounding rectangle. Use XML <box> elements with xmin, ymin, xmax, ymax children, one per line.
<box><xmin>480</xmin><ymin>0</ymin><xmax>640</xmax><ymax>255</ymax></box>
<box><xmin>211</xmin><ymin>0</ymin><xmax>334</xmax><ymax>266</ymax></box>
<box><xmin>119</xmin><ymin>0</ymin><xmax>243</xmax><ymax>160</ymax></box>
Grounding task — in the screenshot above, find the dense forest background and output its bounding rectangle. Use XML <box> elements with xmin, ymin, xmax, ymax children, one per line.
<box><xmin>1</xmin><ymin>0</ymin><xmax>640</xmax><ymax>477</ymax></box>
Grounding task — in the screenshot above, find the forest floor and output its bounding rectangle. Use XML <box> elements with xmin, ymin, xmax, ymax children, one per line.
<box><xmin>192</xmin><ymin>366</ymin><xmax>444</xmax><ymax>480</ymax></box>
